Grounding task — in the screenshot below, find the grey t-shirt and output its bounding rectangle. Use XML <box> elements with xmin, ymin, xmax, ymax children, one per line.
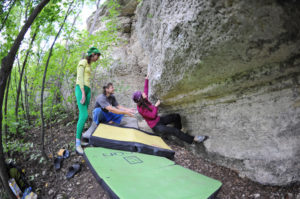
<box><xmin>95</xmin><ymin>94</ymin><xmax>119</xmax><ymax>111</ymax></box>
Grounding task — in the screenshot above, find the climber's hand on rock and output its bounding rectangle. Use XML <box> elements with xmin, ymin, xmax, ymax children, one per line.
<box><xmin>155</xmin><ymin>100</ymin><xmax>160</xmax><ymax>107</ymax></box>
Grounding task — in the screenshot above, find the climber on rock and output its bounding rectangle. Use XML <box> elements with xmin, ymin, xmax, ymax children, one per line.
<box><xmin>132</xmin><ymin>74</ymin><xmax>208</xmax><ymax>144</ymax></box>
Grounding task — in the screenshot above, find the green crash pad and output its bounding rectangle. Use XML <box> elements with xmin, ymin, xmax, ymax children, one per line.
<box><xmin>84</xmin><ymin>147</ymin><xmax>222</xmax><ymax>199</ymax></box>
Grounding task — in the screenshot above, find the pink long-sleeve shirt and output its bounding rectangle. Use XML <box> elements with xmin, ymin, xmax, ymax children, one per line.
<box><xmin>137</xmin><ymin>79</ymin><xmax>160</xmax><ymax>128</ymax></box>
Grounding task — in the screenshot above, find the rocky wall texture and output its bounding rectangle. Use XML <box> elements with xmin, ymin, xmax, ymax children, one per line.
<box><xmin>85</xmin><ymin>0</ymin><xmax>151</xmax><ymax>130</ymax></box>
<box><xmin>134</xmin><ymin>0</ymin><xmax>300</xmax><ymax>185</ymax></box>
<box><xmin>63</xmin><ymin>0</ymin><xmax>300</xmax><ymax>186</ymax></box>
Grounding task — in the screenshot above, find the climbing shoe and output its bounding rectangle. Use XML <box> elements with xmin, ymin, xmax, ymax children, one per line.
<box><xmin>82</xmin><ymin>122</ymin><xmax>97</xmax><ymax>140</ymax></box>
<box><xmin>75</xmin><ymin>145</ymin><xmax>84</xmax><ymax>155</ymax></box>
<box><xmin>66</xmin><ymin>164</ymin><xmax>81</xmax><ymax>180</ymax></box>
<box><xmin>193</xmin><ymin>135</ymin><xmax>208</xmax><ymax>143</ymax></box>
<box><xmin>54</xmin><ymin>156</ymin><xmax>63</xmax><ymax>171</ymax></box>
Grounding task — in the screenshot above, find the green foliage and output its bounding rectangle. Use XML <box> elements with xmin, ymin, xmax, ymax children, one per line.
<box><xmin>114</xmin><ymin>80</ymin><xmax>130</xmax><ymax>93</ymax></box>
<box><xmin>1</xmin><ymin>0</ymin><xmax>122</xmax><ymax>159</ymax></box>
<box><xmin>147</xmin><ymin>13</ymin><xmax>153</xmax><ymax>18</ymax></box>
<box><xmin>69</xmin><ymin>140</ymin><xmax>75</xmax><ymax>152</ymax></box>
<box><xmin>0</xmin><ymin>1</ymin><xmax>21</xmax><ymax>60</ymax></box>
<box><xmin>4</xmin><ymin>139</ymin><xmax>32</xmax><ymax>156</ymax></box>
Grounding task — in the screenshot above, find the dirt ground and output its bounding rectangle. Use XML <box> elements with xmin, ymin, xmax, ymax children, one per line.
<box><xmin>3</xmin><ymin>118</ymin><xmax>300</xmax><ymax>199</ymax></box>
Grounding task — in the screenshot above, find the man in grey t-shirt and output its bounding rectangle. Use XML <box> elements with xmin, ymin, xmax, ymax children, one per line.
<box><xmin>94</xmin><ymin>83</ymin><xmax>135</xmax><ymax>124</ymax></box>
<box><xmin>95</xmin><ymin>93</ymin><xmax>119</xmax><ymax>113</ymax></box>
<box><xmin>82</xmin><ymin>83</ymin><xmax>138</xmax><ymax>143</ymax></box>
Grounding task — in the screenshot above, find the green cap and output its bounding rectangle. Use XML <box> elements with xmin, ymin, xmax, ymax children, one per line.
<box><xmin>87</xmin><ymin>47</ymin><xmax>101</xmax><ymax>56</ymax></box>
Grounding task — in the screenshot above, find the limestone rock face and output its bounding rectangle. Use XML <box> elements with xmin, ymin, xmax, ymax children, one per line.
<box><xmin>119</xmin><ymin>0</ymin><xmax>139</xmax><ymax>16</ymax></box>
<box><xmin>88</xmin><ymin>24</ymin><xmax>148</xmax><ymax>111</ymax></box>
<box><xmin>86</xmin><ymin>0</ymin><xmax>148</xmax><ymax>124</ymax></box>
<box><xmin>134</xmin><ymin>0</ymin><xmax>300</xmax><ymax>185</ymax></box>
<box><xmin>65</xmin><ymin>0</ymin><xmax>300</xmax><ymax>185</ymax></box>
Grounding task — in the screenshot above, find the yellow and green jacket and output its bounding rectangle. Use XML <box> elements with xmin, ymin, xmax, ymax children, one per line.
<box><xmin>76</xmin><ymin>59</ymin><xmax>91</xmax><ymax>89</ymax></box>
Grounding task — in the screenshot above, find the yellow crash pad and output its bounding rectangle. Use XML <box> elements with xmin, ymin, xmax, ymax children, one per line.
<box><xmin>90</xmin><ymin>124</ymin><xmax>175</xmax><ymax>159</ymax></box>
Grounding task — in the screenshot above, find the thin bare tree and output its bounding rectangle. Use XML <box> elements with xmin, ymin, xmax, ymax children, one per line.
<box><xmin>89</xmin><ymin>0</ymin><xmax>102</xmax><ymax>35</ymax></box>
<box><xmin>3</xmin><ymin>74</ymin><xmax>11</xmax><ymax>154</ymax></box>
<box><xmin>40</xmin><ymin>0</ymin><xmax>75</xmax><ymax>156</ymax></box>
<box><xmin>15</xmin><ymin>30</ymin><xmax>38</xmax><ymax>127</ymax></box>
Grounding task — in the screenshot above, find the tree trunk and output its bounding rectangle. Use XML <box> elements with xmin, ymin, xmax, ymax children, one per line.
<box><xmin>89</xmin><ymin>0</ymin><xmax>102</xmax><ymax>35</ymax></box>
<box><xmin>40</xmin><ymin>0</ymin><xmax>74</xmax><ymax>156</ymax></box>
<box><xmin>24</xmin><ymin>72</ymin><xmax>31</xmax><ymax>126</ymax></box>
<box><xmin>3</xmin><ymin>74</ymin><xmax>11</xmax><ymax>154</ymax></box>
<box><xmin>24</xmin><ymin>0</ymin><xmax>33</xmax><ymax>21</ymax></box>
<box><xmin>15</xmin><ymin>30</ymin><xmax>37</xmax><ymax>126</ymax></box>
<box><xmin>48</xmin><ymin>9</ymin><xmax>80</xmax><ymax>128</ymax></box>
<box><xmin>0</xmin><ymin>0</ymin><xmax>50</xmax><ymax>197</ymax></box>
<box><xmin>14</xmin><ymin>57</ymin><xmax>21</xmax><ymax>134</ymax></box>
<box><xmin>17</xmin><ymin>59</ymin><xmax>26</xmax><ymax>114</ymax></box>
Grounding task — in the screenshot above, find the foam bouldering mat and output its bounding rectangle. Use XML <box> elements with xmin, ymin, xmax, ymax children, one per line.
<box><xmin>89</xmin><ymin>123</ymin><xmax>175</xmax><ymax>159</ymax></box>
<box><xmin>84</xmin><ymin>147</ymin><xmax>222</xmax><ymax>199</ymax></box>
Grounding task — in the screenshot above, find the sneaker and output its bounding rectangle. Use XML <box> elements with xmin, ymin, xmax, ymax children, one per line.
<box><xmin>193</xmin><ymin>135</ymin><xmax>208</xmax><ymax>143</ymax></box>
<box><xmin>82</xmin><ymin>122</ymin><xmax>98</xmax><ymax>140</ymax></box>
<box><xmin>181</xmin><ymin>127</ymin><xmax>187</xmax><ymax>133</ymax></box>
<box><xmin>75</xmin><ymin>145</ymin><xmax>84</xmax><ymax>155</ymax></box>
<box><xmin>81</xmin><ymin>139</ymin><xmax>89</xmax><ymax>147</ymax></box>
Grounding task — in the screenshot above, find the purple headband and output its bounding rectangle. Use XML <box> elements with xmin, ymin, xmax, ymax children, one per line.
<box><xmin>132</xmin><ymin>91</ymin><xmax>142</xmax><ymax>102</ymax></box>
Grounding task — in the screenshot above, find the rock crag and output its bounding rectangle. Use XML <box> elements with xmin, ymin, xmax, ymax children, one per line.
<box><xmin>78</xmin><ymin>0</ymin><xmax>300</xmax><ymax>185</ymax></box>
